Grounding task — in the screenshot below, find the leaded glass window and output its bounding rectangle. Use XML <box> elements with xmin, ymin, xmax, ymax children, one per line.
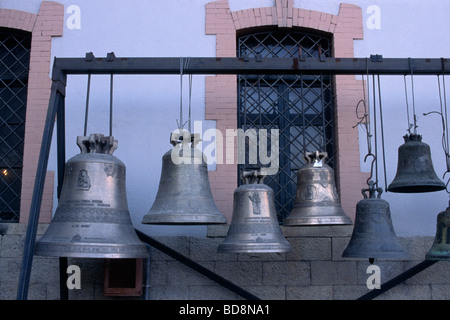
<box><xmin>237</xmin><ymin>30</ymin><xmax>335</xmax><ymax>222</ymax></box>
<box><xmin>0</xmin><ymin>28</ymin><xmax>31</xmax><ymax>222</ymax></box>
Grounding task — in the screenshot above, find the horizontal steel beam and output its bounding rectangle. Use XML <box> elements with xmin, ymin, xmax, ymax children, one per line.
<box><xmin>51</xmin><ymin>54</ymin><xmax>450</xmax><ymax>83</ymax></box>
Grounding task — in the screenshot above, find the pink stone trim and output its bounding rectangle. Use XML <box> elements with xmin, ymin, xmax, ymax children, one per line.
<box><xmin>0</xmin><ymin>2</ymin><xmax>64</xmax><ymax>223</ymax></box>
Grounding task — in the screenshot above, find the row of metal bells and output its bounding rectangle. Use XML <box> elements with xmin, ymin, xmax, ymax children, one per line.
<box><xmin>388</xmin><ymin>133</ymin><xmax>445</xmax><ymax>193</ymax></box>
<box><xmin>342</xmin><ymin>181</ymin><xmax>408</xmax><ymax>260</ymax></box>
<box><xmin>141</xmin><ymin>131</ymin><xmax>227</xmax><ymax>225</ymax></box>
<box><xmin>284</xmin><ymin>151</ymin><xmax>353</xmax><ymax>226</ymax></box>
<box><xmin>426</xmin><ymin>201</ymin><xmax>450</xmax><ymax>260</ymax></box>
<box><xmin>35</xmin><ymin>134</ymin><xmax>149</xmax><ymax>259</ymax></box>
<box><xmin>218</xmin><ymin>171</ymin><xmax>292</xmax><ymax>253</ymax></box>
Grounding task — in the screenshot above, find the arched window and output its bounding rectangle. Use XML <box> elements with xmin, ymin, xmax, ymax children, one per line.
<box><xmin>237</xmin><ymin>29</ymin><xmax>335</xmax><ymax>221</ymax></box>
<box><xmin>0</xmin><ymin>28</ymin><xmax>31</xmax><ymax>222</ymax></box>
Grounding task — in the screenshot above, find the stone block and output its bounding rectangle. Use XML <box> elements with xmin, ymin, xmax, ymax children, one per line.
<box><xmin>311</xmin><ymin>261</ymin><xmax>357</xmax><ymax>285</ymax></box>
<box><xmin>150</xmin><ymin>260</ymin><xmax>169</xmax><ymax>285</ymax></box>
<box><xmin>149</xmin><ymin>285</ymin><xmax>190</xmax><ymax>300</ymax></box>
<box><xmin>166</xmin><ymin>260</ymin><xmax>217</xmax><ymax>287</ymax></box>
<box><xmin>263</xmin><ymin>261</ymin><xmax>310</xmax><ymax>286</ymax></box>
<box><xmin>333</xmin><ymin>285</ymin><xmax>369</xmax><ymax>300</ymax></box>
<box><xmin>238</xmin><ymin>252</ymin><xmax>286</xmax><ymax>262</ymax></box>
<box><xmin>26</xmin><ymin>282</ymin><xmax>48</xmax><ymax>300</ymax></box>
<box><xmin>1</xmin><ymin>234</ymin><xmax>25</xmax><ymax>258</ymax></box>
<box><xmin>150</xmin><ymin>236</ymin><xmax>190</xmax><ymax>261</ymax></box>
<box><xmin>214</xmin><ymin>261</ymin><xmax>262</xmax><ymax>286</ymax></box>
<box><xmin>190</xmin><ymin>237</ymin><xmax>235</xmax><ymax>262</ymax></box>
<box><xmin>30</xmin><ymin>257</ymin><xmax>59</xmax><ymax>284</ymax></box>
<box><xmin>243</xmin><ymin>285</ymin><xmax>285</xmax><ymax>300</ymax></box>
<box><xmin>405</xmin><ymin>261</ymin><xmax>450</xmax><ymax>285</ymax></box>
<box><xmin>286</xmin><ymin>237</ymin><xmax>331</xmax><ymax>261</ymax></box>
<box><xmin>286</xmin><ymin>285</ymin><xmax>333</xmax><ymax>300</ymax></box>
<box><xmin>373</xmin><ymin>284</ymin><xmax>431</xmax><ymax>300</ymax></box>
<box><xmin>331</xmin><ymin>236</ymin><xmax>352</xmax><ymax>260</ymax></box>
<box><xmin>68</xmin><ymin>282</ymin><xmax>95</xmax><ymax>300</ymax></box>
<box><xmin>401</xmin><ymin>236</ymin><xmax>434</xmax><ymax>260</ymax></box>
<box><xmin>189</xmin><ymin>284</ymin><xmax>239</xmax><ymax>300</ymax></box>
<box><xmin>282</xmin><ymin>225</ymin><xmax>353</xmax><ymax>238</ymax></box>
<box><xmin>0</xmin><ymin>279</ymin><xmax>19</xmax><ymax>300</ymax></box>
<box><xmin>431</xmin><ymin>284</ymin><xmax>450</xmax><ymax>300</ymax></box>
<box><xmin>0</xmin><ymin>257</ymin><xmax>21</xmax><ymax>284</ymax></box>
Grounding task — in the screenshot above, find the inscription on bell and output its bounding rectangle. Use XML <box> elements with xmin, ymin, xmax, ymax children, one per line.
<box><xmin>244</xmin><ymin>217</ymin><xmax>271</xmax><ymax>223</ymax></box>
<box><xmin>248</xmin><ymin>192</ymin><xmax>261</xmax><ymax>215</ymax></box>
<box><xmin>65</xmin><ymin>199</ymin><xmax>111</xmax><ymax>208</ymax></box>
<box><xmin>301</xmin><ymin>185</ymin><xmax>318</xmax><ymax>201</ymax></box>
<box><xmin>76</xmin><ymin>169</ymin><xmax>91</xmax><ymax>190</ymax></box>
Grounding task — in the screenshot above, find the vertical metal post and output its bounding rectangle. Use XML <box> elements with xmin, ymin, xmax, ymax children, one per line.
<box><xmin>16</xmin><ymin>82</ymin><xmax>63</xmax><ymax>300</ymax></box>
<box><xmin>56</xmin><ymin>92</ymin><xmax>69</xmax><ymax>300</ymax></box>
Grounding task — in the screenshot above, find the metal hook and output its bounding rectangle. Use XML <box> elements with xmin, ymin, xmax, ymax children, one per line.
<box><xmin>364</xmin><ymin>153</ymin><xmax>377</xmax><ymax>186</ymax></box>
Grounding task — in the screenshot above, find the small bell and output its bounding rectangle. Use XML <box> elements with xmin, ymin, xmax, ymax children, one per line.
<box><xmin>425</xmin><ymin>201</ymin><xmax>450</xmax><ymax>260</ymax></box>
<box><xmin>141</xmin><ymin>131</ymin><xmax>227</xmax><ymax>225</ymax></box>
<box><xmin>35</xmin><ymin>134</ymin><xmax>149</xmax><ymax>259</ymax></box>
<box><xmin>342</xmin><ymin>181</ymin><xmax>408</xmax><ymax>261</ymax></box>
<box><xmin>218</xmin><ymin>171</ymin><xmax>292</xmax><ymax>253</ymax></box>
<box><xmin>388</xmin><ymin>133</ymin><xmax>445</xmax><ymax>193</ymax></box>
<box><xmin>284</xmin><ymin>151</ymin><xmax>352</xmax><ymax>226</ymax></box>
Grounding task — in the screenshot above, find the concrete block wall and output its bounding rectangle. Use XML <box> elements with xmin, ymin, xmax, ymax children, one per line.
<box><xmin>1</xmin><ymin>223</ymin><xmax>448</xmax><ymax>300</ymax></box>
<box><xmin>146</xmin><ymin>225</ymin><xmax>450</xmax><ymax>300</ymax></box>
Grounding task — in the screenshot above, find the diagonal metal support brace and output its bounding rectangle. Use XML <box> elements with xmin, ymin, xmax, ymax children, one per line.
<box><xmin>357</xmin><ymin>260</ymin><xmax>438</xmax><ymax>300</ymax></box>
<box><xmin>135</xmin><ymin>229</ymin><xmax>261</xmax><ymax>300</ymax></box>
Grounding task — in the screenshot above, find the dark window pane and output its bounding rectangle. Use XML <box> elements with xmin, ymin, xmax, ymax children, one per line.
<box><xmin>0</xmin><ymin>28</ymin><xmax>31</xmax><ymax>222</ymax></box>
<box><xmin>237</xmin><ymin>30</ymin><xmax>335</xmax><ymax>221</ymax></box>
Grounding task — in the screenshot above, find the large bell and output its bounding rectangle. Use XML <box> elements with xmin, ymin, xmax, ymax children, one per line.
<box><xmin>388</xmin><ymin>133</ymin><xmax>445</xmax><ymax>193</ymax></box>
<box><xmin>342</xmin><ymin>181</ymin><xmax>408</xmax><ymax>261</ymax></box>
<box><xmin>141</xmin><ymin>131</ymin><xmax>227</xmax><ymax>225</ymax></box>
<box><xmin>284</xmin><ymin>151</ymin><xmax>352</xmax><ymax>226</ymax></box>
<box><xmin>217</xmin><ymin>171</ymin><xmax>292</xmax><ymax>253</ymax></box>
<box><xmin>35</xmin><ymin>134</ymin><xmax>149</xmax><ymax>259</ymax></box>
<box><xmin>425</xmin><ymin>201</ymin><xmax>450</xmax><ymax>260</ymax></box>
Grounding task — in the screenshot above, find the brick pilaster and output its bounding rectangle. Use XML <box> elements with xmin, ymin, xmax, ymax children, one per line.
<box><xmin>0</xmin><ymin>2</ymin><xmax>64</xmax><ymax>223</ymax></box>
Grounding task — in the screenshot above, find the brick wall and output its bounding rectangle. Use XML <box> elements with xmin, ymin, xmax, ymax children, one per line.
<box><xmin>205</xmin><ymin>0</ymin><xmax>368</xmax><ymax>222</ymax></box>
<box><xmin>0</xmin><ymin>1</ymin><xmax>64</xmax><ymax>223</ymax></box>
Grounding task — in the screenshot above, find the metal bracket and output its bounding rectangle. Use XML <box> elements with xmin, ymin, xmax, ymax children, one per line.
<box><xmin>370</xmin><ymin>54</ymin><xmax>383</xmax><ymax>62</ymax></box>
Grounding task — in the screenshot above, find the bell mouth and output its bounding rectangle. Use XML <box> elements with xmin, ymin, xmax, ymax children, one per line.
<box><xmin>387</xmin><ymin>184</ymin><xmax>446</xmax><ymax>193</ymax></box>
